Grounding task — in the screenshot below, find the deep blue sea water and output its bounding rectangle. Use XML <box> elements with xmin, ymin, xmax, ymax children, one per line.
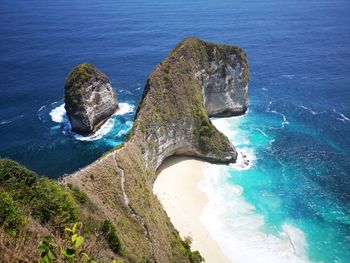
<box><xmin>0</xmin><ymin>0</ymin><xmax>349</xmax><ymax>262</ymax></box>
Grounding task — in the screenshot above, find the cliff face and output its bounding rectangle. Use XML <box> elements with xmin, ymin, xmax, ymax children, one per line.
<box><xmin>199</xmin><ymin>43</ymin><xmax>249</xmax><ymax>117</ymax></box>
<box><xmin>132</xmin><ymin>37</ymin><xmax>247</xmax><ymax>170</ymax></box>
<box><xmin>64</xmin><ymin>63</ymin><xmax>118</xmax><ymax>135</ymax></box>
<box><xmin>63</xmin><ymin>37</ymin><xmax>249</xmax><ymax>262</ymax></box>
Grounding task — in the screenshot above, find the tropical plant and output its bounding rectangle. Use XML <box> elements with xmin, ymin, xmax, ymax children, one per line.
<box><xmin>37</xmin><ymin>222</ymin><xmax>123</xmax><ymax>263</ymax></box>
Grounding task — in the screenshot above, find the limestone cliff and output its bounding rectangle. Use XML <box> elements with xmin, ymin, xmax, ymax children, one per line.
<box><xmin>64</xmin><ymin>63</ymin><xmax>118</xmax><ymax>135</ymax></box>
<box><xmin>200</xmin><ymin>41</ymin><xmax>249</xmax><ymax>117</ymax></box>
<box><xmin>63</xmin><ymin>37</ymin><xmax>249</xmax><ymax>262</ymax></box>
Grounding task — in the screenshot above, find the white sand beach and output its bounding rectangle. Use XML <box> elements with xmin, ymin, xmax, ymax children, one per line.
<box><xmin>154</xmin><ymin>156</ymin><xmax>230</xmax><ymax>263</ymax></box>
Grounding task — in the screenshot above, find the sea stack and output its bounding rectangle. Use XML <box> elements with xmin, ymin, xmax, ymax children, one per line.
<box><xmin>64</xmin><ymin>63</ymin><xmax>118</xmax><ymax>135</ymax></box>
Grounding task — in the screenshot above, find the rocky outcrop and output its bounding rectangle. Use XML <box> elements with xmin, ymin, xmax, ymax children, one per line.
<box><xmin>63</xmin><ymin>37</ymin><xmax>249</xmax><ymax>262</ymax></box>
<box><xmin>131</xmin><ymin>37</ymin><xmax>248</xmax><ymax>169</ymax></box>
<box><xmin>64</xmin><ymin>63</ymin><xmax>118</xmax><ymax>135</ymax></box>
<box><xmin>198</xmin><ymin>41</ymin><xmax>249</xmax><ymax>117</ymax></box>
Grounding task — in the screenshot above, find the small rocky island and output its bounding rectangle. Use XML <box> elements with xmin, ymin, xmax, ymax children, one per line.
<box><xmin>64</xmin><ymin>63</ymin><xmax>118</xmax><ymax>135</ymax></box>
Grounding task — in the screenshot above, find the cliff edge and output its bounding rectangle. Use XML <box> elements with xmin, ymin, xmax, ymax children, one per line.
<box><xmin>63</xmin><ymin>37</ymin><xmax>249</xmax><ymax>262</ymax></box>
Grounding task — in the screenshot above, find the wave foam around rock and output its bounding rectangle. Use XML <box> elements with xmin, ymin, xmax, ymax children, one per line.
<box><xmin>49</xmin><ymin>102</ymin><xmax>134</xmax><ymax>141</ymax></box>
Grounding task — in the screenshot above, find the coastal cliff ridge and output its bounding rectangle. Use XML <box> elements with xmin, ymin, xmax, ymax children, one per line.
<box><xmin>63</xmin><ymin>37</ymin><xmax>249</xmax><ymax>262</ymax></box>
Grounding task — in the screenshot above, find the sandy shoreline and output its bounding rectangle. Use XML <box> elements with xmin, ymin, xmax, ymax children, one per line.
<box><xmin>154</xmin><ymin>156</ymin><xmax>230</xmax><ymax>263</ymax></box>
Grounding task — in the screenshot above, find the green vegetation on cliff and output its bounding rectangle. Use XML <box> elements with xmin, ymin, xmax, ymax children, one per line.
<box><xmin>0</xmin><ymin>159</ymin><xmax>79</xmax><ymax>226</ymax></box>
<box><xmin>0</xmin><ymin>191</ymin><xmax>24</xmax><ymax>235</ymax></box>
<box><xmin>65</xmin><ymin>63</ymin><xmax>97</xmax><ymax>92</ymax></box>
<box><xmin>0</xmin><ymin>158</ymin><xmax>202</xmax><ymax>262</ymax></box>
<box><xmin>64</xmin><ymin>63</ymin><xmax>111</xmax><ymax>119</ymax></box>
<box><xmin>0</xmin><ymin>159</ymin><xmax>119</xmax><ymax>261</ymax></box>
<box><xmin>100</xmin><ymin>220</ymin><xmax>122</xmax><ymax>254</ymax></box>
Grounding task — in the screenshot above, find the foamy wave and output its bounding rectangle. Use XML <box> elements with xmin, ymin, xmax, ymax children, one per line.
<box><xmin>211</xmin><ymin>116</ymin><xmax>257</xmax><ymax>169</ymax></box>
<box><xmin>49</xmin><ymin>104</ymin><xmax>66</xmax><ymax>123</ymax></box>
<box><xmin>229</xmin><ymin>148</ymin><xmax>256</xmax><ymax>170</ymax></box>
<box><xmin>255</xmin><ymin>127</ymin><xmax>269</xmax><ymax>138</ymax></box>
<box><xmin>333</xmin><ymin>109</ymin><xmax>350</xmax><ymax>123</ymax></box>
<box><xmin>254</xmin><ymin>128</ymin><xmax>275</xmax><ymax>147</ymax></box>
<box><xmin>200</xmin><ymin>165</ymin><xmax>309</xmax><ymax>263</ymax></box>
<box><xmin>115</xmin><ymin>103</ymin><xmax>135</xmax><ymax>115</ymax></box>
<box><xmin>0</xmin><ymin>114</ymin><xmax>24</xmax><ymax>125</ymax></box>
<box><xmin>202</xmin><ymin>115</ymin><xmax>309</xmax><ymax>262</ymax></box>
<box><xmin>117</xmin><ymin>121</ymin><xmax>133</xmax><ymax>137</ymax></box>
<box><xmin>270</xmin><ymin>110</ymin><xmax>289</xmax><ymax>128</ymax></box>
<box><xmin>266</xmin><ymin>102</ymin><xmax>289</xmax><ymax>129</ymax></box>
<box><xmin>0</xmin><ymin>120</ymin><xmax>12</xmax><ymax>125</ymax></box>
<box><xmin>298</xmin><ymin>105</ymin><xmax>317</xmax><ymax>115</ymax></box>
<box><xmin>73</xmin><ymin>117</ymin><xmax>115</xmax><ymax>141</ymax></box>
<box><xmin>211</xmin><ymin>116</ymin><xmax>249</xmax><ymax>146</ymax></box>
<box><xmin>49</xmin><ymin>102</ymin><xmax>134</xmax><ymax>141</ymax></box>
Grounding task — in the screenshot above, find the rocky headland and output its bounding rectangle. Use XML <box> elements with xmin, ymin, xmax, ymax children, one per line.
<box><xmin>0</xmin><ymin>37</ymin><xmax>248</xmax><ymax>262</ymax></box>
<box><xmin>63</xmin><ymin>37</ymin><xmax>249</xmax><ymax>262</ymax></box>
<box><xmin>64</xmin><ymin>63</ymin><xmax>119</xmax><ymax>135</ymax></box>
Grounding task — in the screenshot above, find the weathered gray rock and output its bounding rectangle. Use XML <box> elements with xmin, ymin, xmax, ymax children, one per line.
<box><xmin>130</xmin><ymin>37</ymin><xmax>249</xmax><ymax>170</ymax></box>
<box><xmin>194</xmin><ymin>44</ymin><xmax>249</xmax><ymax>117</ymax></box>
<box><xmin>64</xmin><ymin>63</ymin><xmax>118</xmax><ymax>135</ymax></box>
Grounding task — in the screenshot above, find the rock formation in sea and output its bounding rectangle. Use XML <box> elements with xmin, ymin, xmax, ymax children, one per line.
<box><xmin>64</xmin><ymin>63</ymin><xmax>118</xmax><ymax>135</ymax></box>
<box><xmin>63</xmin><ymin>37</ymin><xmax>249</xmax><ymax>262</ymax></box>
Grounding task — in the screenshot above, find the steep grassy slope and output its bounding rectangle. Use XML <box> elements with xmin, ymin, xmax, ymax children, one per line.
<box><xmin>0</xmin><ymin>159</ymin><xmax>120</xmax><ymax>262</ymax></box>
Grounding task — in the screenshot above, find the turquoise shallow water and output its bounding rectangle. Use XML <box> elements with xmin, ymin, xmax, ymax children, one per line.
<box><xmin>202</xmin><ymin>98</ymin><xmax>350</xmax><ymax>262</ymax></box>
<box><xmin>0</xmin><ymin>0</ymin><xmax>349</xmax><ymax>261</ymax></box>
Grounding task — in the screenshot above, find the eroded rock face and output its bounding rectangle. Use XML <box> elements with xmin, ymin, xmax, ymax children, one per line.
<box><xmin>132</xmin><ymin>37</ymin><xmax>249</xmax><ymax>169</ymax></box>
<box><xmin>64</xmin><ymin>37</ymin><xmax>249</xmax><ymax>262</ymax></box>
<box><xmin>194</xmin><ymin>43</ymin><xmax>249</xmax><ymax>117</ymax></box>
<box><xmin>64</xmin><ymin>63</ymin><xmax>118</xmax><ymax>135</ymax></box>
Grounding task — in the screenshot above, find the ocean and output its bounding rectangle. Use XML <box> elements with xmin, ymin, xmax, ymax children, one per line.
<box><xmin>0</xmin><ymin>0</ymin><xmax>349</xmax><ymax>262</ymax></box>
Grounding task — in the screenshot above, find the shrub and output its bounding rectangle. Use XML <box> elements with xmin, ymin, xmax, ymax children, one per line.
<box><xmin>30</xmin><ymin>178</ymin><xmax>80</xmax><ymax>224</ymax></box>
<box><xmin>100</xmin><ymin>220</ymin><xmax>121</xmax><ymax>254</ymax></box>
<box><xmin>0</xmin><ymin>159</ymin><xmax>37</xmax><ymax>203</ymax></box>
<box><xmin>37</xmin><ymin>222</ymin><xmax>123</xmax><ymax>263</ymax></box>
<box><xmin>196</xmin><ymin>120</ymin><xmax>215</xmax><ymax>153</ymax></box>
<box><xmin>174</xmin><ymin>232</ymin><xmax>204</xmax><ymax>263</ymax></box>
<box><xmin>69</xmin><ymin>185</ymin><xmax>89</xmax><ymax>205</ymax></box>
<box><xmin>0</xmin><ymin>191</ymin><xmax>24</xmax><ymax>235</ymax></box>
<box><xmin>0</xmin><ymin>159</ymin><xmax>80</xmax><ymax>225</ymax></box>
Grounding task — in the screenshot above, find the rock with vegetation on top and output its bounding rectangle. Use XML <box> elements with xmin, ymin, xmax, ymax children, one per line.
<box><xmin>63</xmin><ymin>37</ymin><xmax>249</xmax><ymax>263</ymax></box>
<box><xmin>64</xmin><ymin>63</ymin><xmax>118</xmax><ymax>135</ymax></box>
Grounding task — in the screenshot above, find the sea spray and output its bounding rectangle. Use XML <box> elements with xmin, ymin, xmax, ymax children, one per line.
<box><xmin>49</xmin><ymin>102</ymin><xmax>134</xmax><ymax>141</ymax></box>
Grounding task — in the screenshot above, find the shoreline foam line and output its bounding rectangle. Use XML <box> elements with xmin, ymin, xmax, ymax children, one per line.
<box><xmin>200</xmin><ymin>163</ymin><xmax>309</xmax><ymax>263</ymax></box>
<box><xmin>200</xmin><ymin>116</ymin><xmax>309</xmax><ymax>263</ymax></box>
<box><xmin>154</xmin><ymin>157</ymin><xmax>230</xmax><ymax>263</ymax></box>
